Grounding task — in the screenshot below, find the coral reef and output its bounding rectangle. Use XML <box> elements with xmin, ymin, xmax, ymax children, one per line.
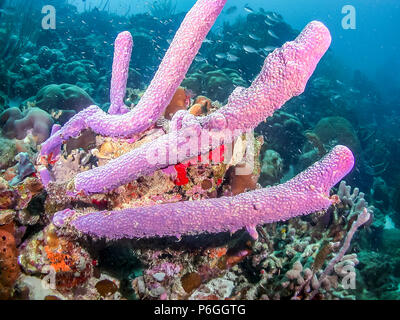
<box><xmin>0</xmin><ymin>136</ymin><xmax>19</xmax><ymax>170</ymax></box>
<box><xmin>40</xmin><ymin>20</ymin><xmax>333</xmax><ymax>194</ymax></box>
<box><xmin>0</xmin><ymin>90</ymin><xmax>7</xmax><ymax>113</ymax></box>
<box><xmin>182</xmin><ymin>64</ymin><xmax>247</xmax><ymax>102</ymax></box>
<box><xmin>259</xmin><ymin>149</ymin><xmax>283</xmax><ymax>186</ymax></box>
<box><xmin>121</xmin><ymin>182</ymin><xmax>371</xmax><ymax>301</ymax></box>
<box><xmin>256</xmin><ymin>110</ymin><xmax>305</xmax><ymax>168</ymax></box>
<box><xmin>313</xmin><ymin>116</ymin><xmax>361</xmax><ymax>155</ymax></box>
<box><xmin>18</xmin><ymin>225</ymin><xmax>93</xmax><ymax>292</ymax></box>
<box><xmin>35</xmin><ymin>15</ymin><xmax>355</xmax><ymax>243</ymax></box>
<box><xmin>0</xmin><ymin>0</ymin><xmax>396</xmax><ymax>301</ymax></box>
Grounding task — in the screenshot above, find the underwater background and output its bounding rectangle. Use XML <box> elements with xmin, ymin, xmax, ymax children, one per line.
<box><xmin>0</xmin><ymin>0</ymin><xmax>399</xmax><ymax>300</ymax></box>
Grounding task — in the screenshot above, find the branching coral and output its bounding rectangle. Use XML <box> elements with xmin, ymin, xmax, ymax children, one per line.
<box><xmin>39</xmin><ymin>0</ymin><xmax>355</xmax><ymax>241</ymax></box>
<box><xmin>230</xmin><ymin>182</ymin><xmax>373</xmax><ymax>300</ymax></box>
<box><xmin>306</xmin><ymin>207</ymin><xmax>370</xmax><ymax>299</ymax></box>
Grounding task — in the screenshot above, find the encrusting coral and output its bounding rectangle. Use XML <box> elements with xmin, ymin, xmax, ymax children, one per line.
<box><xmin>38</xmin><ymin>0</ymin><xmax>358</xmax><ymax>242</ymax></box>
<box><xmin>18</xmin><ymin>225</ymin><xmax>93</xmax><ymax>292</ymax></box>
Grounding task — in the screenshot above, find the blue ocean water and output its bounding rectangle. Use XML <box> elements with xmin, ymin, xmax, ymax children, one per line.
<box><xmin>0</xmin><ymin>0</ymin><xmax>399</xmax><ymax>301</ymax></box>
<box><xmin>68</xmin><ymin>0</ymin><xmax>400</xmax><ymax>100</ymax></box>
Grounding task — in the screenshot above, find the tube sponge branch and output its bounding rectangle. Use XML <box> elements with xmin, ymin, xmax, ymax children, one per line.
<box><xmin>108</xmin><ymin>31</ymin><xmax>133</xmax><ymax>115</ymax></box>
<box><xmin>40</xmin><ymin>0</ymin><xmax>227</xmax><ymax>157</ymax></box>
<box><xmin>200</xmin><ymin>21</ymin><xmax>332</xmax><ymax>132</ymax></box>
<box><xmin>72</xmin><ymin>20</ymin><xmax>332</xmax><ymax>195</ymax></box>
<box><xmin>53</xmin><ymin>146</ymin><xmax>354</xmax><ymax>240</ymax></box>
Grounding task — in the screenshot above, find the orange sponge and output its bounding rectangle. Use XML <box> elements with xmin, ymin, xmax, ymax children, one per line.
<box><xmin>0</xmin><ymin>228</ymin><xmax>20</xmax><ymax>299</ymax></box>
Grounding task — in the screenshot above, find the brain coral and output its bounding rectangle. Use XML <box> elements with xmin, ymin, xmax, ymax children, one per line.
<box><xmin>35</xmin><ymin>83</ymin><xmax>94</xmax><ymax>114</ymax></box>
<box><xmin>313</xmin><ymin>116</ymin><xmax>361</xmax><ymax>155</ymax></box>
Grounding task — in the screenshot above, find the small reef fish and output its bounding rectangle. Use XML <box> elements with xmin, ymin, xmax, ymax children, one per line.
<box><xmin>349</xmin><ymin>88</ymin><xmax>360</xmax><ymax>93</ymax></box>
<box><xmin>266</xmin><ymin>13</ymin><xmax>281</xmax><ymax>23</ymax></box>
<box><xmin>244</xmin><ymin>4</ymin><xmax>254</xmax><ymax>13</ymax></box>
<box><xmin>203</xmin><ymin>38</ymin><xmax>214</xmax><ymax>44</ymax></box>
<box><xmin>272</xmin><ymin>12</ymin><xmax>282</xmax><ymax>21</ymax></box>
<box><xmin>194</xmin><ymin>56</ymin><xmax>208</xmax><ymax>63</ymax></box>
<box><xmin>243</xmin><ymin>45</ymin><xmax>258</xmax><ymax>54</ymax></box>
<box><xmin>264</xmin><ymin>46</ymin><xmax>277</xmax><ymax>52</ymax></box>
<box><xmin>226</xmin><ymin>53</ymin><xmax>239</xmax><ymax>62</ymax></box>
<box><xmin>268</xmin><ymin>30</ymin><xmax>280</xmax><ymax>39</ymax></box>
<box><xmin>230</xmin><ymin>43</ymin><xmax>240</xmax><ymax>50</ymax></box>
<box><xmin>215</xmin><ymin>53</ymin><xmax>227</xmax><ymax>59</ymax></box>
<box><xmin>264</xmin><ymin>19</ymin><xmax>274</xmax><ymax>26</ymax></box>
<box><xmin>249</xmin><ymin>33</ymin><xmax>261</xmax><ymax>41</ymax></box>
<box><xmin>260</xmin><ymin>46</ymin><xmax>277</xmax><ymax>55</ymax></box>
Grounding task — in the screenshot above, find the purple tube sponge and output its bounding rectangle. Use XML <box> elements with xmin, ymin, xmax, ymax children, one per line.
<box><xmin>40</xmin><ymin>0</ymin><xmax>227</xmax><ymax>157</ymax></box>
<box><xmin>42</xmin><ymin>1</ymin><xmax>355</xmax><ymax>242</ymax></box>
<box><xmin>108</xmin><ymin>31</ymin><xmax>133</xmax><ymax>115</ymax></box>
<box><xmin>73</xmin><ymin>20</ymin><xmax>332</xmax><ymax>195</ymax></box>
<box><xmin>201</xmin><ymin>20</ymin><xmax>332</xmax><ymax>132</ymax></box>
<box><xmin>53</xmin><ymin>145</ymin><xmax>355</xmax><ymax>239</ymax></box>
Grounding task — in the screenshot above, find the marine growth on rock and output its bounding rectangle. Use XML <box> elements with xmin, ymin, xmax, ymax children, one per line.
<box><xmin>38</xmin><ymin>0</ymin><xmax>356</xmax><ymax>241</ymax></box>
